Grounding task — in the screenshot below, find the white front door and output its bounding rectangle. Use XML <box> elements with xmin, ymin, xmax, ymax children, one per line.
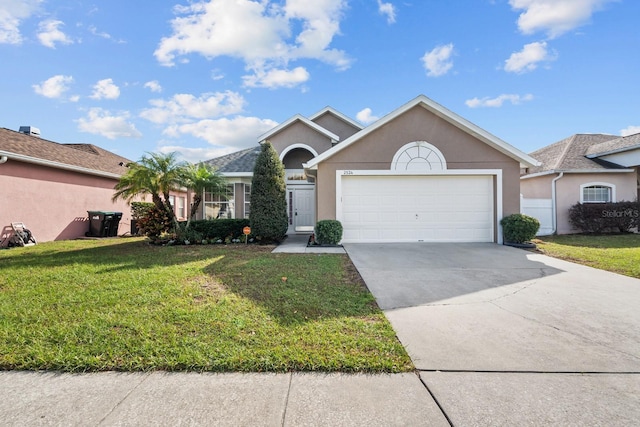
<box><xmin>291</xmin><ymin>187</ymin><xmax>315</xmax><ymax>232</ymax></box>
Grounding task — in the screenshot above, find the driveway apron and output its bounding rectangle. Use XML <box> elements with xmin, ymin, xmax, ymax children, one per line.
<box><xmin>344</xmin><ymin>242</ymin><xmax>640</xmax><ymax>425</ymax></box>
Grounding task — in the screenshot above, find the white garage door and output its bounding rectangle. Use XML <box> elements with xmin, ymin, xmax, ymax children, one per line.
<box><xmin>340</xmin><ymin>175</ymin><xmax>494</xmax><ymax>243</ymax></box>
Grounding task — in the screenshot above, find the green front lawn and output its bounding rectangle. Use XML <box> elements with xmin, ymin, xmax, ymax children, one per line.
<box><xmin>0</xmin><ymin>238</ymin><xmax>412</xmax><ymax>373</ymax></box>
<box><xmin>535</xmin><ymin>234</ymin><xmax>640</xmax><ymax>279</ymax></box>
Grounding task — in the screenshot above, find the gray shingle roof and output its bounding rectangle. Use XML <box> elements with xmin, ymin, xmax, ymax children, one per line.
<box><xmin>203</xmin><ymin>146</ymin><xmax>260</xmax><ymax>173</ymax></box>
<box><xmin>527</xmin><ymin>134</ymin><xmax>622</xmax><ymax>174</ymax></box>
<box><xmin>586</xmin><ymin>132</ymin><xmax>640</xmax><ymax>157</ymax></box>
<box><xmin>0</xmin><ymin>127</ymin><xmax>132</xmax><ymax>176</ymax></box>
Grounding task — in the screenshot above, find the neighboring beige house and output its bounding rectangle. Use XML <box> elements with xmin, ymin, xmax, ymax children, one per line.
<box><xmin>0</xmin><ymin>127</ymin><xmax>188</xmax><ymax>245</ymax></box>
<box><xmin>520</xmin><ymin>133</ymin><xmax>640</xmax><ymax>235</ymax></box>
<box><xmin>204</xmin><ymin>95</ymin><xmax>539</xmax><ymax>243</ymax></box>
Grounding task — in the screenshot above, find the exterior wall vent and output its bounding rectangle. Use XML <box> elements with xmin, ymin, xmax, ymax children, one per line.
<box><xmin>19</xmin><ymin>126</ymin><xmax>41</xmax><ymax>137</ymax></box>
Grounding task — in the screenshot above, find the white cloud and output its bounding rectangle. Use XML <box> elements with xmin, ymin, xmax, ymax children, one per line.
<box><xmin>504</xmin><ymin>41</ymin><xmax>555</xmax><ymax>73</ymax></box>
<box><xmin>88</xmin><ymin>25</ymin><xmax>125</xmax><ymax>43</ymax></box>
<box><xmin>465</xmin><ymin>93</ymin><xmax>534</xmax><ymax>108</ymax></box>
<box><xmin>90</xmin><ymin>78</ymin><xmax>120</xmax><ymax>100</ymax></box>
<box><xmin>32</xmin><ymin>74</ymin><xmax>74</xmax><ymax>99</ymax></box>
<box><xmin>211</xmin><ymin>69</ymin><xmax>225</xmax><ymax>80</ymax></box>
<box><xmin>621</xmin><ymin>126</ymin><xmax>640</xmax><ymax>137</ymax></box>
<box><xmin>140</xmin><ymin>91</ymin><xmax>245</xmax><ymax>125</ymax></box>
<box><xmin>163</xmin><ymin>116</ymin><xmax>278</xmax><ymax>150</ymax></box>
<box><xmin>154</xmin><ymin>0</ymin><xmax>350</xmax><ymax>77</ymax></box>
<box><xmin>37</xmin><ymin>19</ymin><xmax>73</xmax><ymax>48</ymax></box>
<box><xmin>0</xmin><ymin>0</ymin><xmax>42</xmax><ymax>44</ymax></box>
<box><xmin>356</xmin><ymin>108</ymin><xmax>379</xmax><ymax>124</ymax></box>
<box><xmin>509</xmin><ymin>0</ymin><xmax>614</xmax><ymax>38</ymax></box>
<box><xmin>77</xmin><ymin>108</ymin><xmax>142</xmax><ymax>139</ymax></box>
<box><xmin>157</xmin><ymin>145</ymin><xmax>238</xmax><ymax>163</ymax></box>
<box><xmin>377</xmin><ymin>0</ymin><xmax>396</xmax><ymax>24</ymax></box>
<box><xmin>243</xmin><ymin>66</ymin><xmax>310</xmax><ymax>89</ymax></box>
<box><xmin>144</xmin><ymin>80</ymin><xmax>162</xmax><ymax>93</ymax></box>
<box><xmin>421</xmin><ymin>43</ymin><xmax>454</xmax><ymax>77</ymax></box>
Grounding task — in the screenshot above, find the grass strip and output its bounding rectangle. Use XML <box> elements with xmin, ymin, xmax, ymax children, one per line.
<box><xmin>535</xmin><ymin>234</ymin><xmax>640</xmax><ymax>279</ymax></box>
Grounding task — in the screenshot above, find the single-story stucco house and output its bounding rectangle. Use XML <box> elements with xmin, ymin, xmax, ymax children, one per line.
<box><xmin>521</xmin><ymin>133</ymin><xmax>640</xmax><ymax>235</ymax></box>
<box><xmin>203</xmin><ymin>95</ymin><xmax>540</xmax><ymax>243</ymax></box>
<box><xmin>0</xmin><ymin>127</ymin><xmax>188</xmax><ymax>244</ymax></box>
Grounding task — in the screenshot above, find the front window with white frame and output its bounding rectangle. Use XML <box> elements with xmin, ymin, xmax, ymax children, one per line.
<box><xmin>203</xmin><ymin>184</ymin><xmax>235</xmax><ymax>219</ymax></box>
<box><xmin>580</xmin><ymin>183</ymin><xmax>615</xmax><ymax>203</ymax></box>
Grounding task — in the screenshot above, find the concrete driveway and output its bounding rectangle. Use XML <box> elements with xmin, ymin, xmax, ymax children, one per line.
<box><xmin>345</xmin><ymin>243</ymin><xmax>640</xmax><ymax>426</ymax></box>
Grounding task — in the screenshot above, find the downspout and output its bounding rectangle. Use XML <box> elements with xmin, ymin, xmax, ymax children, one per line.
<box><xmin>551</xmin><ymin>172</ymin><xmax>564</xmax><ymax>234</ymax></box>
<box><xmin>0</xmin><ymin>156</ymin><xmax>7</xmax><ymax>164</ymax></box>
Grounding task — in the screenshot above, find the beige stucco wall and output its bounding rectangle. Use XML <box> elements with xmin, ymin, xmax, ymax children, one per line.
<box><xmin>0</xmin><ymin>160</ymin><xmax>135</xmax><ymax>243</ymax></box>
<box><xmin>311</xmin><ymin>113</ymin><xmax>361</xmax><ymax>141</ymax></box>
<box><xmin>315</xmin><ymin>105</ymin><xmax>522</xmax><ymax>234</ymax></box>
<box><xmin>268</xmin><ymin>121</ymin><xmax>333</xmax><ymax>158</ymax></box>
<box><xmin>521</xmin><ymin>171</ymin><xmax>637</xmax><ymax>234</ymax></box>
<box><xmin>520</xmin><ymin>174</ymin><xmax>553</xmax><ymax>199</ymax></box>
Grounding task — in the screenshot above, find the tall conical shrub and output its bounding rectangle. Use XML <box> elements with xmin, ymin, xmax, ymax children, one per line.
<box><xmin>250</xmin><ymin>142</ymin><xmax>288</xmax><ymax>243</ymax></box>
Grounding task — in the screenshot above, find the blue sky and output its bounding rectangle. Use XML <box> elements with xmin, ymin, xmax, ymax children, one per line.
<box><xmin>1</xmin><ymin>0</ymin><xmax>638</xmax><ymax>162</ymax></box>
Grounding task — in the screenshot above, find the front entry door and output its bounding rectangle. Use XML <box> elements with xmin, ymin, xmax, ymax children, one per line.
<box><xmin>293</xmin><ymin>188</ymin><xmax>315</xmax><ymax>232</ymax></box>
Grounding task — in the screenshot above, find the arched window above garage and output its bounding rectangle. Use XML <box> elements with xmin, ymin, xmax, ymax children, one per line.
<box><xmin>391</xmin><ymin>141</ymin><xmax>447</xmax><ymax>171</ymax></box>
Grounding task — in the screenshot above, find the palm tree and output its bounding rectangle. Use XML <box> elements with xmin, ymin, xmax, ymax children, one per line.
<box><xmin>113</xmin><ymin>152</ymin><xmax>186</xmax><ymax>223</ymax></box>
<box><xmin>181</xmin><ymin>163</ymin><xmax>226</xmax><ymax>227</ymax></box>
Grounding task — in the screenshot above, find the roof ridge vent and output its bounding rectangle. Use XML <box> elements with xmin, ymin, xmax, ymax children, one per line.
<box><xmin>19</xmin><ymin>126</ymin><xmax>41</xmax><ymax>137</ymax></box>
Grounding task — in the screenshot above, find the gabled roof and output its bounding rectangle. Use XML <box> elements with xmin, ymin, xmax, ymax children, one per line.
<box><xmin>309</xmin><ymin>106</ymin><xmax>364</xmax><ymax>131</ymax></box>
<box><xmin>305</xmin><ymin>95</ymin><xmax>540</xmax><ymax>169</ymax></box>
<box><xmin>202</xmin><ymin>146</ymin><xmax>260</xmax><ymax>175</ymax></box>
<box><xmin>524</xmin><ymin>134</ymin><xmax>628</xmax><ymax>176</ymax></box>
<box><xmin>0</xmin><ymin>127</ymin><xmax>131</xmax><ymax>178</ymax></box>
<box><xmin>585</xmin><ymin>132</ymin><xmax>640</xmax><ymax>158</ymax></box>
<box><xmin>257</xmin><ymin>114</ymin><xmax>339</xmax><ymax>144</ymax></box>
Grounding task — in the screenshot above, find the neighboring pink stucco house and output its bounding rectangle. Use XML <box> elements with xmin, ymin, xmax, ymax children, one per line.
<box><xmin>521</xmin><ymin>133</ymin><xmax>640</xmax><ymax>234</ymax></box>
<box><xmin>0</xmin><ymin>127</ymin><xmax>189</xmax><ymax>245</ymax></box>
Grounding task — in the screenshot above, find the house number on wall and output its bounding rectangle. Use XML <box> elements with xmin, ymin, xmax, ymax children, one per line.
<box><xmin>343</xmin><ymin>170</ymin><xmax>354</xmax><ymax>175</ymax></box>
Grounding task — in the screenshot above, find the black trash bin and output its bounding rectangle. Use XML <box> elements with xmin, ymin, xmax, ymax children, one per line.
<box><xmin>109</xmin><ymin>212</ymin><xmax>123</xmax><ymax>237</ymax></box>
<box><xmin>86</xmin><ymin>211</ymin><xmax>115</xmax><ymax>237</ymax></box>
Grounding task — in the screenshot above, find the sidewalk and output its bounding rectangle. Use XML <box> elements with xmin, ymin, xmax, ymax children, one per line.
<box><xmin>0</xmin><ymin>371</ymin><xmax>447</xmax><ymax>426</ymax></box>
<box><xmin>271</xmin><ymin>233</ymin><xmax>346</xmax><ymax>254</ymax></box>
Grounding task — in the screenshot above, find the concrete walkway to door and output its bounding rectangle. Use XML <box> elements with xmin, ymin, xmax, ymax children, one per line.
<box><xmin>344</xmin><ymin>242</ymin><xmax>640</xmax><ymax>426</ymax></box>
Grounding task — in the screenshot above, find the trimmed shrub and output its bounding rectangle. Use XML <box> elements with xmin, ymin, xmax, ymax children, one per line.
<box><xmin>131</xmin><ymin>201</ymin><xmax>155</xmax><ymax>220</ymax></box>
<box><xmin>500</xmin><ymin>214</ymin><xmax>540</xmax><ymax>244</ymax></box>
<box><xmin>568</xmin><ymin>201</ymin><xmax>640</xmax><ymax>233</ymax></box>
<box><xmin>250</xmin><ymin>142</ymin><xmax>288</xmax><ymax>243</ymax></box>
<box><xmin>184</xmin><ymin>219</ymin><xmax>250</xmax><ymax>241</ymax></box>
<box><xmin>132</xmin><ymin>202</ymin><xmax>173</xmax><ymax>238</ymax></box>
<box><xmin>315</xmin><ymin>220</ymin><xmax>343</xmax><ymax>245</ymax></box>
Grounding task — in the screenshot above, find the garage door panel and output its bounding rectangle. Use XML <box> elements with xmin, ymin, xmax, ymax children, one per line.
<box><xmin>341</xmin><ymin>175</ymin><xmax>494</xmax><ymax>243</ymax></box>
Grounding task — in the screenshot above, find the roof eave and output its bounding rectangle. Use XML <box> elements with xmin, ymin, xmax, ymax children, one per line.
<box><xmin>0</xmin><ymin>150</ymin><xmax>123</xmax><ymax>179</ymax></box>
<box><xmin>306</xmin><ymin>95</ymin><xmax>541</xmax><ymax>169</ymax></box>
<box><xmin>257</xmin><ymin>114</ymin><xmax>340</xmax><ymax>143</ymax></box>
<box><xmin>308</xmin><ymin>106</ymin><xmax>364</xmax><ymax>131</ymax></box>
<box><xmin>586</xmin><ymin>143</ymin><xmax>640</xmax><ymax>159</ymax></box>
<box><xmin>220</xmin><ymin>172</ymin><xmax>254</xmax><ymax>177</ymax></box>
<box><xmin>521</xmin><ymin>168</ymin><xmax>636</xmax><ymax>180</ymax></box>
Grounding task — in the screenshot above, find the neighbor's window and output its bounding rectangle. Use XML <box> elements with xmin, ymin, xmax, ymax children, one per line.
<box><xmin>203</xmin><ymin>184</ymin><xmax>235</xmax><ymax>219</ymax></box>
<box><xmin>581</xmin><ymin>185</ymin><xmax>613</xmax><ymax>203</ymax></box>
<box><xmin>168</xmin><ymin>195</ymin><xmax>186</xmax><ymax>219</ymax></box>
<box><xmin>244</xmin><ymin>183</ymin><xmax>251</xmax><ymax>219</ymax></box>
<box><xmin>176</xmin><ymin>196</ymin><xmax>185</xmax><ymax>219</ymax></box>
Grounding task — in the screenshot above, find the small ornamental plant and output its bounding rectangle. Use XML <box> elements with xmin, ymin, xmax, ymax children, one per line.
<box><xmin>315</xmin><ymin>220</ymin><xmax>343</xmax><ymax>245</ymax></box>
<box><xmin>500</xmin><ymin>214</ymin><xmax>540</xmax><ymax>244</ymax></box>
